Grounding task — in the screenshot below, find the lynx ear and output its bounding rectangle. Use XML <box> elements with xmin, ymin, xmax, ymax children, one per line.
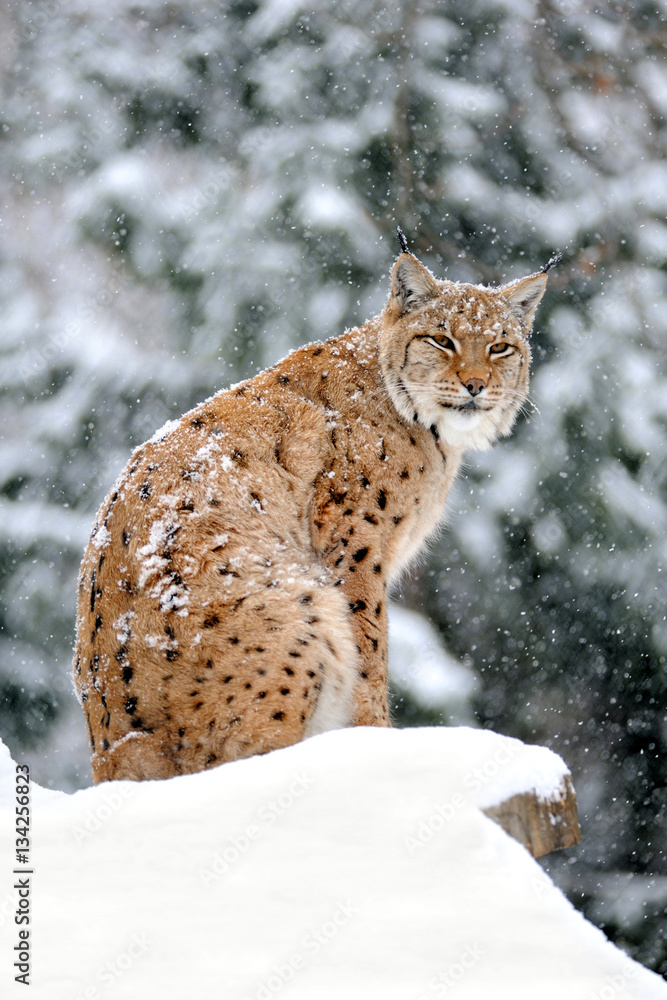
<box><xmin>500</xmin><ymin>272</ymin><xmax>548</xmax><ymax>327</ymax></box>
<box><xmin>390</xmin><ymin>253</ymin><xmax>440</xmax><ymax>316</ymax></box>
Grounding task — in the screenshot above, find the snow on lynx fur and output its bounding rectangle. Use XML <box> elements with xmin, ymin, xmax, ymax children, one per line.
<box><xmin>73</xmin><ymin>251</ymin><xmax>548</xmax><ymax>782</ymax></box>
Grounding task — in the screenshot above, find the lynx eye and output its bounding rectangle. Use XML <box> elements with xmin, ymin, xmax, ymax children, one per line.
<box><xmin>426</xmin><ymin>332</ymin><xmax>456</xmax><ymax>353</ymax></box>
<box><xmin>489</xmin><ymin>342</ymin><xmax>514</xmax><ymax>356</ymax></box>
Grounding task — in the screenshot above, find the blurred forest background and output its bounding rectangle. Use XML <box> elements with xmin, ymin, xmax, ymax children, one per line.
<box><xmin>0</xmin><ymin>0</ymin><xmax>666</xmax><ymax>976</ymax></box>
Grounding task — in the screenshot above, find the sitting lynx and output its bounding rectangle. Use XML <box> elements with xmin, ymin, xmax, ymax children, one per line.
<box><xmin>73</xmin><ymin>248</ymin><xmax>549</xmax><ymax>782</ymax></box>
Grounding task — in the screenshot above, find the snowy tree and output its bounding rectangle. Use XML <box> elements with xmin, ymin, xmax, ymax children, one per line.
<box><xmin>0</xmin><ymin>0</ymin><xmax>666</xmax><ymax>973</ymax></box>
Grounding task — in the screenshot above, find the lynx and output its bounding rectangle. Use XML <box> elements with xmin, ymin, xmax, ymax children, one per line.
<box><xmin>73</xmin><ymin>248</ymin><xmax>550</xmax><ymax>783</ymax></box>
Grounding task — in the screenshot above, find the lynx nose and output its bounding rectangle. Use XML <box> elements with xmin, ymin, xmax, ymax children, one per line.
<box><xmin>464</xmin><ymin>377</ymin><xmax>486</xmax><ymax>397</ymax></box>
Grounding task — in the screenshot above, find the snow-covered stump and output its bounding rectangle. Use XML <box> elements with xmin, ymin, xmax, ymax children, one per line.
<box><xmin>482</xmin><ymin>772</ymin><xmax>581</xmax><ymax>858</ymax></box>
<box><xmin>386</xmin><ymin>606</ymin><xmax>582</xmax><ymax>856</ymax></box>
<box><xmin>2</xmin><ymin>727</ymin><xmax>665</xmax><ymax>1000</ymax></box>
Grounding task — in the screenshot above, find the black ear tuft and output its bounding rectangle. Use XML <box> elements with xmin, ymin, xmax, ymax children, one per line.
<box><xmin>390</xmin><ymin>254</ymin><xmax>440</xmax><ymax>315</ymax></box>
<box><xmin>541</xmin><ymin>252</ymin><xmax>563</xmax><ymax>275</ymax></box>
<box><xmin>500</xmin><ymin>271</ymin><xmax>548</xmax><ymax>327</ymax></box>
<box><xmin>396</xmin><ymin>226</ymin><xmax>410</xmax><ymax>255</ymax></box>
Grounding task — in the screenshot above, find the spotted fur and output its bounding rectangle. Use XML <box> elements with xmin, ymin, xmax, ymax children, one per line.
<box><xmin>73</xmin><ymin>252</ymin><xmax>548</xmax><ymax>782</ymax></box>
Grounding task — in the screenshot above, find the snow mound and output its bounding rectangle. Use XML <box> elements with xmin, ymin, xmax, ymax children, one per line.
<box><xmin>1</xmin><ymin>727</ymin><xmax>665</xmax><ymax>999</ymax></box>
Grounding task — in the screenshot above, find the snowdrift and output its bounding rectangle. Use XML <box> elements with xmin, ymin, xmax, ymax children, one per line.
<box><xmin>0</xmin><ymin>727</ymin><xmax>665</xmax><ymax>999</ymax></box>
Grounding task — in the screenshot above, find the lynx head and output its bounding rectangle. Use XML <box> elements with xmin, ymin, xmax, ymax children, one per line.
<box><xmin>379</xmin><ymin>253</ymin><xmax>548</xmax><ymax>452</ymax></box>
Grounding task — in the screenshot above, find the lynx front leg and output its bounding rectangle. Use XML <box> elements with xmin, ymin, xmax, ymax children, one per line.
<box><xmin>344</xmin><ymin>580</ymin><xmax>391</xmax><ymax>727</ymax></box>
<box><xmin>310</xmin><ymin>484</ymin><xmax>391</xmax><ymax>726</ymax></box>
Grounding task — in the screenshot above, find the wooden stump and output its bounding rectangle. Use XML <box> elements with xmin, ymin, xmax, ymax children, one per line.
<box><xmin>482</xmin><ymin>773</ymin><xmax>581</xmax><ymax>858</ymax></box>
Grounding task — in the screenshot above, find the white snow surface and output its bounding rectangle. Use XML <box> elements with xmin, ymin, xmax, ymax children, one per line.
<box><xmin>147</xmin><ymin>418</ymin><xmax>181</xmax><ymax>444</ymax></box>
<box><xmin>1</xmin><ymin>726</ymin><xmax>666</xmax><ymax>999</ymax></box>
